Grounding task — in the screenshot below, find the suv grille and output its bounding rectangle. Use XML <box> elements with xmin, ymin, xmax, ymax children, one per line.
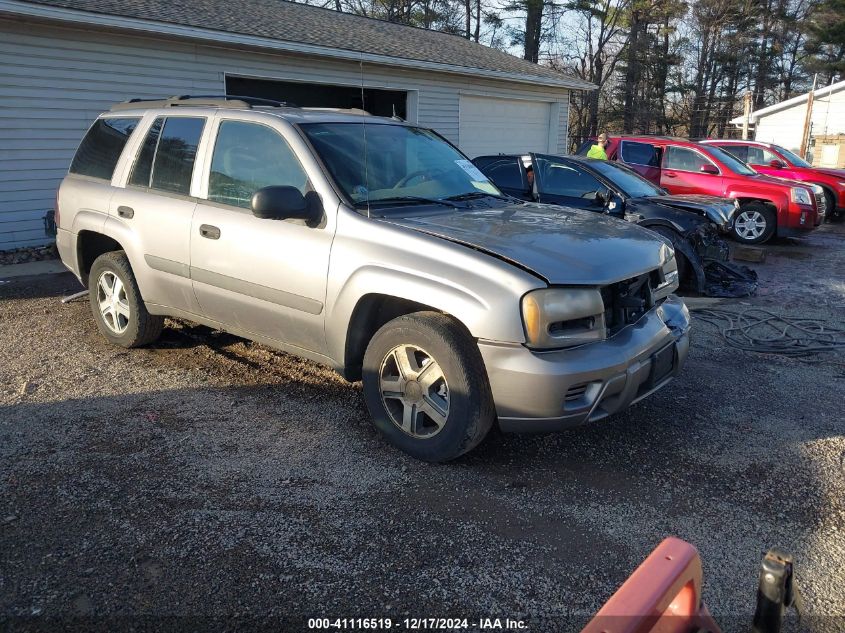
<box><xmin>815</xmin><ymin>191</ymin><xmax>827</xmax><ymax>216</ymax></box>
<box><xmin>601</xmin><ymin>271</ymin><xmax>659</xmax><ymax>336</ymax></box>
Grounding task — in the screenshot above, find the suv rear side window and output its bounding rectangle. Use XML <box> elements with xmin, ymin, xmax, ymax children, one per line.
<box><xmin>69</xmin><ymin>117</ymin><xmax>140</xmax><ymax>180</ymax></box>
<box><xmin>208</xmin><ymin>120</ymin><xmax>309</xmax><ymax>209</ymax></box>
<box><xmin>129</xmin><ymin>116</ymin><xmax>205</xmax><ymax>195</ymax></box>
<box><xmin>620</xmin><ymin>141</ymin><xmax>659</xmax><ymax>167</ymax></box>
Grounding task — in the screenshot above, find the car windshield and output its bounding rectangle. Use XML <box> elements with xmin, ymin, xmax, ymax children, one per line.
<box><xmin>703</xmin><ymin>145</ymin><xmax>757</xmax><ymax>175</ymax></box>
<box><xmin>587</xmin><ymin>160</ymin><xmax>664</xmax><ymax>198</ymax></box>
<box><xmin>773</xmin><ymin>145</ymin><xmax>812</xmax><ymax>168</ymax></box>
<box><xmin>299</xmin><ymin>122</ymin><xmax>503</xmax><ymax>209</ymax></box>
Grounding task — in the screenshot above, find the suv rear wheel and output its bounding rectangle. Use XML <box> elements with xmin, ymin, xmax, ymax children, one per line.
<box><xmin>362</xmin><ymin>311</ymin><xmax>495</xmax><ymax>462</ymax></box>
<box><xmin>733</xmin><ymin>203</ymin><xmax>775</xmax><ymax>244</ymax></box>
<box><xmin>88</xmin><ymin>251</ymin><xmax>163</xmax><ymax>348</ymax></box>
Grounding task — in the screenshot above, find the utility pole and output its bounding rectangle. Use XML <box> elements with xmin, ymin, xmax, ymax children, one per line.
<box><xmin>742</xmin><ymin>91</ymin><xmax>752</xmax><ymax>140</ymax></box>
<box><xmin>800</xmin><ymin>74</ymin><xmax>817</xmax><ymax>158</ymax></box>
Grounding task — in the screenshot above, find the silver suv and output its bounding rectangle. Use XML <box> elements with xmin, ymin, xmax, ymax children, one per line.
<box><xmin>56</xmin><ymin>96</ymin><xmax>690</xmax><ymax>462</ymax></box>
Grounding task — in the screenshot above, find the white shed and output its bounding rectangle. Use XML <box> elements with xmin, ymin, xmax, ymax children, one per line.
<box><xmin>730</xmin><ymin>79</ymin><xmax>845</xmax><ymax>156</ymax></box>
<box><xmin>0</xmin><ymin>0</ymin><xmax>593</xmax><ymax>250</ymax></box>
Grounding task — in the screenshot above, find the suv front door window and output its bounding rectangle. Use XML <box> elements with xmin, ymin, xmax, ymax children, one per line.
<box><xmin>190</xmin><ymin>117</ymin><xmax>330</xmax><ymax>352</ymax></box>
<box><xmin>661</xmin><ymin>145</ymin><xmax>723</xmax><ymax>196</ymax></box>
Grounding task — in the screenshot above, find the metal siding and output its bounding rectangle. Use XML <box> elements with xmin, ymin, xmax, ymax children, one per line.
<box><xmin>0</xmin><ymin>18</ymin><xmax>571</xmax><ymax>249</ymax></box>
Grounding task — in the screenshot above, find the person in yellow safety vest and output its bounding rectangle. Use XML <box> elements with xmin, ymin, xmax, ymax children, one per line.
<box><xmin>586</xmin><ymin>133</ymin><xmax>609</xmax><ymax>160</ymax></box>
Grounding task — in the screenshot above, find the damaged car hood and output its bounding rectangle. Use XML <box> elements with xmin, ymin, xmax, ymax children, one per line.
<box><xmin>380</xmin><ymin>204</ymin><xmax>666</xmax><ymax>285</ymax></box>
<box><xmin>640</xmin><ymin>194</ymin><xmax>737</xmax><ymax>228</ymax></box>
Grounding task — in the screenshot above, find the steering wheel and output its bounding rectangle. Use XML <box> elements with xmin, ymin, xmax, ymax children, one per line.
<box><xmin>394</xmin><ymin>169</ymin><xmax>443</xmax><ymax>189</ymax></box>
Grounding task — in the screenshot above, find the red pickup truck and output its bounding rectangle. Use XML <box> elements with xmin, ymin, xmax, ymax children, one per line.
<box><xmin>577</xmin><ymin>136</ymin><xmax>825</xmax><ymax>244</ymax></box>
<box><xmin>700</xmin><ymin>139</ymin><xmax>845</xmax><ymax>221</ymax></box>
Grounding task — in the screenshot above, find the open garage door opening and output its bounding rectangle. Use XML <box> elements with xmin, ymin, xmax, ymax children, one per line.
<box><xmin>226</xmin><ymin>76</ymin><xmax>408</xmax><ymax>119</ymax></box>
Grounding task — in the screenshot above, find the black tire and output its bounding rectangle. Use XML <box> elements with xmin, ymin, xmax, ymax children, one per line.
<box><xmin>822</xmin><ymin>188</ymin><xmax>842</xmax><ymax>222</ymax></box>
<box><xmin>732</xmin><ymin>202</ymin><xmax>776</xmax><ymax>244</ymax></box>
<box><xmin>88</xmin><ymin>251</ymin><xmax>163</xmax><ymax>348</ymax></box>
<box><xmin>361</xmin><ymin>311</ymin><xmax>495</xmax><ymax>462</ymax></box>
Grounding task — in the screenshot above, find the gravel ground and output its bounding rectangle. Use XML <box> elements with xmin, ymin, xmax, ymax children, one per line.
<box><xmin>1</xmin><ymin>224</ymin><xmax>844</xmax><ymax>632</ymax></box>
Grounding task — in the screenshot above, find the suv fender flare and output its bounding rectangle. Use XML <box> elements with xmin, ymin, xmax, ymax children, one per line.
<box><xmin>325</xmin><ymin>265</ymin><xmax>524</xmax><ymax>369</ymax></box>
<box><xmin>727</xmin><ymin>191</ymin><xmax>786</xmax><ymax>221</ymax></box>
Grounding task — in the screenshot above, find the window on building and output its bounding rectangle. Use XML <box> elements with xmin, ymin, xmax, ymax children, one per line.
<box><xmin>208</xmin><ymin>121</ymin><xmax>310</xmax><ymax>209</ymax></box>
<box><xmin>69</xmin><ymin>117</ymin><xmax>140</xmax><ymax>180</ymax></box>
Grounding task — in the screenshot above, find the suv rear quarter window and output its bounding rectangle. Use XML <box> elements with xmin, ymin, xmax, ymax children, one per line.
<box><xmin>69</xmin><ymin>117</ymin><xmax>140</xmax><ymax>180</ymax></box>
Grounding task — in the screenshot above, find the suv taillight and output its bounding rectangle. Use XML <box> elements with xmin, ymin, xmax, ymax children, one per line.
<box><xmin>54</xmin><ymin>189</ymin><xmax>60</xmax><ymax>229</ymax></box>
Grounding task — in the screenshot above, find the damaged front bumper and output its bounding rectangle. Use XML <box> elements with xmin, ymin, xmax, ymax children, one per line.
<box><xmin>479</xmin><ymin>295</ymin><xmax>690</xmax><ymax>433</ymax></box>
<box><xmin>682</xmin><ymin>224</ymin><xmax>758</xmax><ymax>297</ymax></box>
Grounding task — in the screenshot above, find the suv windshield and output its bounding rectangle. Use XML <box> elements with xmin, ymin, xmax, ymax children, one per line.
<box><xmin>773</xmin><ymin>145</ymin><xmax>812</xmax><ymax>168</ymax></box>
<box><xmin>587</xmin><ymin>160</ymin><xmax>664</xmax><ymax>198</ymax></box>
<box><xmin>300</xmin><ymin>122</ymin><xmax>502</xmax><ymax>208</ymax></box>
<box><xmin>703</xmin><ymin>145</ymin><xmax>757</xmax><ymax>176</ymax></box>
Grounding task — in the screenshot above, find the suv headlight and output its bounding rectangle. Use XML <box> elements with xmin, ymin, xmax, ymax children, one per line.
<box><xmin>521</xmin><ymin>288</ymin><xmax>606</xmax><ymax>349</ymax></box>
<box><xmin>791</xmin><ymin>187</ymin><xmax>812</xmax><ymax>205</ymax></box>
<box><xmin>654</xmin><ymin>242</ymin><xmax>679</xmax><ymax>300</ymax></box>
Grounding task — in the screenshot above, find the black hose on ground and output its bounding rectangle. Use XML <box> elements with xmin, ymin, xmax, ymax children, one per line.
<box><xmin>690</xmin><ymin>307</ymin><xmax>845</xmax><ymax>356</ymax></box>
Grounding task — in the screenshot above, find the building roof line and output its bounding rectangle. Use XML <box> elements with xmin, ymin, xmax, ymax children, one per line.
<box><xmin>0</xmin><ymin>0</ymin><xmax>597</xmax><ymax>90</ymax></box>
<box><xmin>729</xmin><ymin>79</ymin><xmax>845</xmax><ymax>124</ymax></box>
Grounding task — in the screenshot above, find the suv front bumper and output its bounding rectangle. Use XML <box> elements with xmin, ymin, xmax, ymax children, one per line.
<box><xmin>479</xmin><ymin>295</ymin><xmax>690</xmax><ymax>432</ymax></box>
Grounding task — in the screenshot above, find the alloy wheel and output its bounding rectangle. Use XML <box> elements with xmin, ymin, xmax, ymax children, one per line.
<box><xmin>379</xmin><ymin>344</ymin><xmax>449</xmax><ymax>438</ymax></box>
<box><xmin>96</xmin><ymin>270</ymin><xmax>130</xmax><ymax>334</ymax></box>
<box><xmin>735</xmin><ymin>210</ymin><xmax>767</xmax><ymax>241</ymax></box>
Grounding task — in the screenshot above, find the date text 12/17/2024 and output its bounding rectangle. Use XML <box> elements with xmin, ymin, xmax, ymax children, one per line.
<box><xmin>308</xmin><ymin>618</ymin><xmax>527</xmax><ymax>630</ymax></box>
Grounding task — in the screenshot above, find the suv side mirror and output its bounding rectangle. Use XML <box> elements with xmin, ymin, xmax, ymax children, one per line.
<box><xmin>699</xmin><ymin>164</ymin><xmax>719</xmax><ymax>175</ymax></box>
<box><xmin>768</xmin><ymin>159</ymin><xmax>785</xmax><ymax>169</ymax></box>
<box><xmin>251</xmin><ymin>186</ymin><xmax>321</xmax><ymax>224</ymax></box>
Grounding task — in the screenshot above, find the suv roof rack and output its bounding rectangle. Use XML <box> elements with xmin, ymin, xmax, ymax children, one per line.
<box><xmin>110</xmin><ymin>94</ymin><xmax>297</xmax><ymax>111</ymax></box>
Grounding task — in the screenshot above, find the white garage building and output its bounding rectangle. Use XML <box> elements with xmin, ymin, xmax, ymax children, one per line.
<box><xmin>0</xmin><ymin>0</ymin><xmax>592</xmax><ymax>250</ymax></box>
<box><xmin>730</xmin><ymin>79</ymin><xmax>845</xmax><ymax>156</ymax></box>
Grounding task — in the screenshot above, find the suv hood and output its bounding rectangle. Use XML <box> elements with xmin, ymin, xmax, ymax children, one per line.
<box><xmin>639</xmin><ymin>194</ymin><xmax>736</xmax><ymax>228</ymax></box>
<box><xmin>812</xmin><ymin>167</ymin><xmax>845</xmax><ymax>179</ymax></box>
<box><xmin>380</xmin><ymin>204</ymin><xmax>666</xmax><ymax>285</ymax></box>
<box><xmin>752</xmin><ymin>173</ymin><xmax>814</xmax><ymax>190</ymax></box>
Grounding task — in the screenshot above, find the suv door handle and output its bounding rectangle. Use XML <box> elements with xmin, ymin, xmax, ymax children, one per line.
<box><xmin>199</xmin><ymin>224</ymin><xmax>221</xmax><ymax>240</ymax></box>
<box><xmin>663</xmin><ymin>172</ymin><xmax>677</xmax><ymax>178</ymax></box>
<box><xmin>117</xmin><ymin>205</ymin><xmax>134</xmax><ymax>219</ymax></box>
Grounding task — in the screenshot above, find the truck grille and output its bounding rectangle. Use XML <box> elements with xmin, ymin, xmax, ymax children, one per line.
<box><xmin>815</xmin><ymin>191</ymin><xmax>827</xmax><ymax>216</ymax></box>
<box><xmin>601</xmin><ymin>271</ymin><xmax>659</xmax><ymax>336</ymax></box>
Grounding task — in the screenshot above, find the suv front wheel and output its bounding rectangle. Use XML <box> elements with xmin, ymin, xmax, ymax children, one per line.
<box><xmin>733</xmin><ymin>202</ymin><xmax>776</xmax><ymax>244</ymax></box>
<box><xmin>88</xmin><ymin>251</ymin><xmax>164</xmax><ymax>348</ymax></box>
<box><xmin>362</xmin><ymin>311</ymin><xmax>495</xmax><ymax>462</ymax></box>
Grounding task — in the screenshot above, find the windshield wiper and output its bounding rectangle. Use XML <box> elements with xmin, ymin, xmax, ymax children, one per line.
<box><xmin>444</xmin><ymin>191</ymin><xmax>512</xmax><ymax>202</ymax></box>
<box><xmin>356</xmin><ymin>196</ymin><xmax>459</xmax><ymax>208</ymax></box>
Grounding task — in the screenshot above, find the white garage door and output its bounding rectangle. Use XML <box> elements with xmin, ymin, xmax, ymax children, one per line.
<box><xmin>459</xmin><ymin>95</ymin><xmax>553</xmax><ymax>159</ymax></box>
